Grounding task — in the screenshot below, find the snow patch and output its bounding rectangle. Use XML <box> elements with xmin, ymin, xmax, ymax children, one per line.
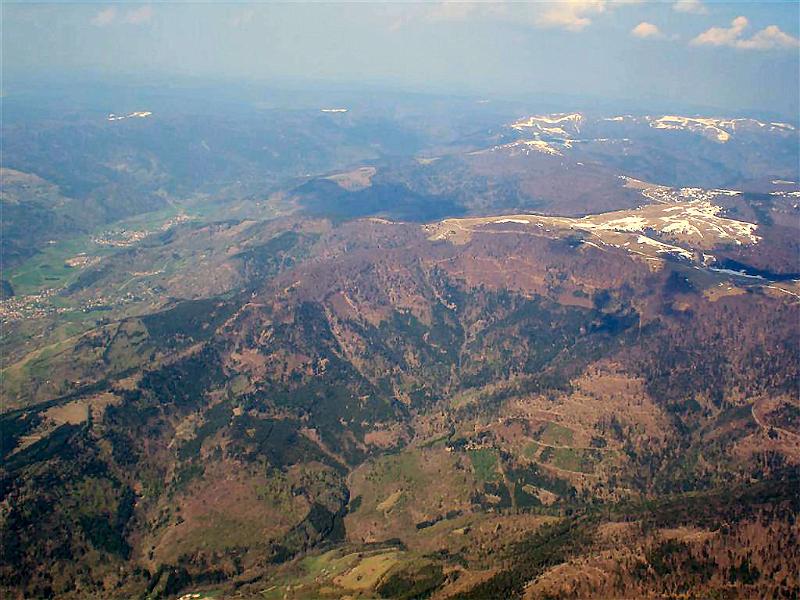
<box><xmin>511</xmin><ymin>113</ymin><xmax>583</xmax><ymax>132</ymax></box>
<box><xmin>635</xmin><ymin>235</ymin><xmax>694</xmax><ymax>260</ymax></box>
<box><xmin>648</xmin><ymin>115</ymin><xmax>794</xmax><ymax>143</ymax></box>
<box><xmin>107</xmin><ymin>111</ymin><xmax>152</xmax><ymax>122</ymax></box>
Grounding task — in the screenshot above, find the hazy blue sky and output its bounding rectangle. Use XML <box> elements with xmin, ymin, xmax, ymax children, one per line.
<box><xmin>3</xmin><ymin>1</ymin><xmax>799</xmax><ymax>117</ymax></box>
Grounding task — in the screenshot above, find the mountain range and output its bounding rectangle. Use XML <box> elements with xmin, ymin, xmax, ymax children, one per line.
<box><xmin>1</xmin><ymin>93</ymin><xmax>798</xmax><ymax>599</ymax></box>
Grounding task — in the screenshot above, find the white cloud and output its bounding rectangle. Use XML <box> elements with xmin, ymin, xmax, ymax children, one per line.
<box><xmin>737</xmin><ymin>25</ymin><xmax>800</xmax><ymax>50</ymax></box>
<box><xmin>631</xmin><ymin>22</ymin><xmax>663</xmax><ymax>39</ymax></box>
<box><xmin>691</xmin><ymin>16</ymin><xmax>748</xmax><ymax>46</ymax></box>
<box><xmin>389</xmin><ymin>0</ymin><xmax>638</xmax><ymax>33</ymax></box>
<box><xmin>691</xmin><ymin>16</ymin><xmax>800</xmax><ymax>50</ymax></box>
<box><xmin>123</xmin><ymin>6</ymin><xmax>153</xmax><ymax>25</ymax></box>
<box><xmin>90</xmin><ymin>7</ymin><xmax>116</xmax><ymax>27</ymax></box>
<box><xmin>673</xmin><ymin>0</ymin><xmax>708</xmax><ymax>15</ymax></box>
<box><xmin>535</xmin><ymin>1</ymin><xmax>608</xmax><ymax>32</ymax></box>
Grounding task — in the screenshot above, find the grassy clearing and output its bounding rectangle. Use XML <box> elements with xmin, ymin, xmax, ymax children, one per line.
<box><xmin>420</xmin><ymin>432</ymin><xmax>451</xmax><ymax>448</ymax></box>
<box><xmin>172</xmin><ymin>510</ymin><xmax>266</xmax><ymax>555</ymax></box>
<box><xmin>541</xmin><ymin>447</ymin><xmax>597</xmax><ymax>474</ymax></box>
<box><xmin>537</xmin><ymin>422</ymin><xmax>575</xmax><ymax>446</ymax></box>
<box><xmin>299</xmin><ymin>549</ymin><xmax>362</xmax><ymax>581</ymax></box>
<box><xmin>363</xmin><ymin>451</ymin><xmax>425</xmax><ymax>488</ymax></box>
<box><xmin>524</xmin><ymin>441</ymin><xmax>542</xmax><ymax>459</ymax></box>
<box><xmin>8</xmin><ymin>237</ymin><xmax>116</xmax><ymax>294</ymax></box>
<box><xmin>469</xmin><ymin>448</ymin><xmax>500</xmax><ymax>482</ymax></box>
<box><xmin>260</xmin><ymin>548</ymin><xmax>403</xmax><ymax>600</ymax></box>
<box><xmin>1</xmin><ymin>335</ymin><xmax>78</xmax><ymax>399</ymax></box>
<box><xmin>333</xmin><ymin>551</ymin><xmax>402</xmax><ymax>591</ymax></box>
<box><xmin>449</xmin><ymin>388</ymin><xmax>482</xmax><ymax>409</ymax></box>
<box><xmin>346</xmin><ymin>447</ymin><xmax>477</xmax><ymax>546</ymax></box>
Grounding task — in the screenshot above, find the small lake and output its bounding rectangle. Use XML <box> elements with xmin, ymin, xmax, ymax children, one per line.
<box><xmin>709</xmin><ymin>259</ymin><xmax>800</xmax><ymax>282</ymax></box>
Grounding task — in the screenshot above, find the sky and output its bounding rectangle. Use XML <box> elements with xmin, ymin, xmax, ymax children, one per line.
<box><xmin>3</xmin><ymin>1</ymin><xmax>799</xmax><ymax>118</ymax></box>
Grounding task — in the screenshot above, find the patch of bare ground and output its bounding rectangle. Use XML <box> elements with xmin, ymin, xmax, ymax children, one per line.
<box><xmin>659</xmin><ymin>526</ymin><xmax>717</xmax><ymax>544</ymax></box>
<box><xmin>734</xmin><ymin>395</ymin><xmax>800</xmax><ymax>464</ymax></box>
<box><xmin>300</xmin><ymin>427</ymin><xmax>351</xmax><ymax>467</ymax></box>
<box><xmin>112</xmin><ymin>373</ymin><xmax>142</xmax><ymax>391</ymax></box>
<box><xmin>168</xmin><ymin>412</ymin><xmax>203</xmax><ymax>449</ymax></box>
<box><xmin>12</xmin><ymin>392</ymin><xmax>121</xmax><ymax>454</ymax></box>
<box><xmin>493</xmin><ymin>362</ymin><xmax>671</xmax><ymax>493</ymax></box>
<box><xmin>141</xmin><ymin>461</ymin><xmax>308</xmax><ymax>567</ymax></box>
<box><xmin>525</xmin><ymin>513</ymin><xmax>799</xmax><ymax>599</ymax></box>
<box><xmin>228</xmin><ymin>348</ymin><xmax>271</xmax><ymax>382</ymax></box>
<box><xmin>458</xmin><ymin>513</ymin><xmax>557</xmax><ymax>564</ymax></box>
<box><xmin>44</xmin><ymin>399</ymin><xmax>89</xmax><ymax>425</ymax></box>
<box><xmin>594</xmin><ymin>521</ymin><xmax>640</xmax><ymax>543</ymax></box>
<box><xmin>363</xmin><ymin>423</ymin><xmax>406</xmax><ymax>449</ymax></box>
<box><xmin>761</xmin><ymin>395</ymin><xmax>800</xmax><ymax>436</ymax></box>
<box><xmin>427</xmin><ymin>228</ymin><xmax>655</xmax><ymax>305</ymax></box>
<box><xmin>324</xmin><ymin>166</ymin><xmax>377</xmax><ymax>191</ymax></box>
<box><xmin>704</xmin><ymin>282</ymin><xmax>747</xmax><ymax>302</ymax></box>
<box><xmin>568</xmin><ymin>364</ymin><xmax>670</xmax><ymax>435</ymax></box>
<box><xmin>434</xmin><ymin>568</ymin><xmax>500</xmax><ymax>599</ymax></box>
